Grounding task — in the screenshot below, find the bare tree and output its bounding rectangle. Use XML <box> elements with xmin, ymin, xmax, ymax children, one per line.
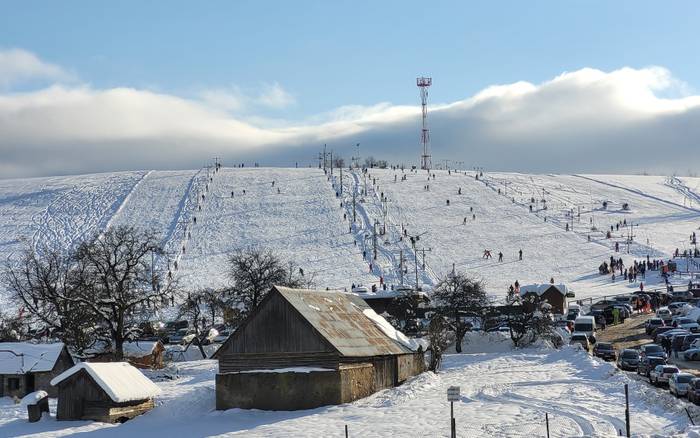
<box><xmin>432</xmin><ymin>273</ymin><xmax>490</xmax><ymax>353</ymax></box>
<box><xmin>3</xmin><ymin>248</ymin><xmax>101</xmax><ymax>353</ymax></box>
<box><xmin>504</xmin><ymin>293</ymin><xmax>556</xmax><ymax>348</ymax></box>
<box><xmin>226</xmin><ymin>248</ymin><xmax>304</xmax><ymax>315</ymax></box>
<box><xmin>426</xmin><ymin>315</ymin><xmax>451</xmax><ymax>372</ymax></box>
<box><xmin>70</xmin><ymin>226</ymin><xmax>176</xmax><ymax>360</ymax></box>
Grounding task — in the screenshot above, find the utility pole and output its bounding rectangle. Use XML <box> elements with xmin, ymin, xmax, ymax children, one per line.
<box><xmin>352</xmin><ymin>182</ymin><xmax>356</xmax><ymax>222</ymax></box>
<box><xmin>420</xmin><ymin>247</ymin><xmax>432</xmax><ymax>271</ymax></box>
<box><xmin>340</xmin><ymin>166</ymin><xmax>343</xmax><ymax>195</ymax></box>
<box><xmin>323</xmin><ymin>144</ymin><xmax>327</xmax><ymax>173</ymax></box>
<box><xmin>399</xmin><ymin>249</ymin><xmax>404</xmax><ymax>286</ymax></box>
<box><xmin>330</xmin><ymin>151</ymin><xmax>333</xmax><ymax>176</ymax></box>
<box><xmin>373</xmin><ymin>220</ymin><xmax>378</xmax><ymax>260</ymax></box>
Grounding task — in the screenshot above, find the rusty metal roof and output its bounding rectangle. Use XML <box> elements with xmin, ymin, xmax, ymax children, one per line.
<box><xmin>274</xmin><ymin>286</ymin><xmax>411</xmax><ymax>357</ymax></box>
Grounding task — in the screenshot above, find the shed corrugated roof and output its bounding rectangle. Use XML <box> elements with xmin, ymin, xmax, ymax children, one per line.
<box><xmin>274</xmin><ymin>286</ymin><xmax>411</xmax><ymax>357</ymax></box>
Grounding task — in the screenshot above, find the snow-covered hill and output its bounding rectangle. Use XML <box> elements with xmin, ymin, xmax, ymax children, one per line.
<box><xmin>1</xmin><ymin>167</ymin><xmax>699</xmax><ymax>306</ymax></box>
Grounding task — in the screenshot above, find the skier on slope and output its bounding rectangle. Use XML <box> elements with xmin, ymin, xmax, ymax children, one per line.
<box><xmin>498</xmin><ymin>252</ymin><xmax>503</xmax><ymax>262</ymax></box>
<box><xmin>518</xmin><ymin>249</ymin><xmax>523</xmax><ymax>261</ymax></box>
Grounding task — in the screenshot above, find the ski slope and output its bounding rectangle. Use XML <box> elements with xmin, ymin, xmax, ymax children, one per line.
<box><xmin>0</xmin><ymin>167</ymin><xmax>699</xmax><ymax>306</ymax></box>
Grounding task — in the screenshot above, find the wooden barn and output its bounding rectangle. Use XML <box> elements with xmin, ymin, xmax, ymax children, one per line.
<box><xmin>51</xmin><ymin>362</ymin><xmax>161</xmax><ymax>422</ymax></box>
<box><xmin>519</xmin><ymin>284</ymin><xmax>571</xmax><ymax>315</ymax></box>
<box><xmin>0</xmin><ymin>342</ymin><xmax>74</xmax><ymax>398</ymax></box>
<box><xmin>214</xmin><ymin>286</ymin><xmax>425</xmax><ymax>411</ymax></box>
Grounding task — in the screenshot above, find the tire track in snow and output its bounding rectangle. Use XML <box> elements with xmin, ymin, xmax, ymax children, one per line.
<box><xmin>101</xmin><ymin>170</ymin><xmax>154</xmax><ymax>232</ymax></box>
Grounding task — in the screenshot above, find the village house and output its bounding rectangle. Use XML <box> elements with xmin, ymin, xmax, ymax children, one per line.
<box><xmin>519</xmin><ymin>283</ymin><xmax>572</xmax><ymax>315</ymax></box>
<box><xmin>84</xmin><ymin>340</ymin><xmax>166</xmax><ymax>369</ymax></box>
<box><xmin>51</xmin><ymin>362</ymin><xmax>161</xmax><ymax>423</ymax></box>
<box><xmin>214</xmin><ymin>286</ymin><xmax>425</xmax><ymax>411</ymax></box>
<box><xmin>0</xmin><ymin>342</ymin><xmax>74</xmax><ymax>398</ymax></box>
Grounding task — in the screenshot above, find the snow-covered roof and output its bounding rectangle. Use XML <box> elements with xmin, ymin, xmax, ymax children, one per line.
<box><xmin>51</xmin><ymin>362</ymin><xmax>161</xmax><ymax>403</ymax></box>
<box><xmin>519</xmin><ymin>284</ymin><xmax>570</xmax><ymax>297</ymax></box>
<box><xmin>0</xmin><ymin>342</ymin><xmax>66</xmax><ymax>375</ymax></box>
<box><xmin>122</xmin><ymin>341</ymin><xmax>162</xmax><ymax>358</ymax></box>
<box><xmin>362</xmin><ymin>308</ymin><xmax>424</xmax><ymax>351</ymax></box>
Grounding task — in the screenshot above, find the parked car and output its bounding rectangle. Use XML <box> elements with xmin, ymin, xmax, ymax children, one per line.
<box><xmin>617</xmin><ymin>349</ymin><xmax>640</xmax><ymax>371</ymax></box>
<box><xmin>668</xmin><ymin>302</ymin><xmax>688</xmax><ymax>315</ymax></box>
<box><xmin>683</xmin><ymin>334</ymin><xmax>700</xmax><ymax>351</ymax></box>
<box><xmin>566</xmin><ymin>309</ymin><xmax>580</xmax><ymax>321</ymax></box>
<box><xmin>655</xmin><ymin>329</ymin><xmax>690</xmax><ymax>345</ymax></box>
<box><xmin>570</xmin><ymin>332</ymin><xmax>591</xmax><ymax>352</ymax></box>
<box><xmin>672</xmin><ymin>334</ymin><xmax>690</xmax><ymax>354</ymax></box>
<box><xmin>645</xmin><ymin>318</ymin><xmax>666</xmax><ymax>335</ymax></box>
<box><xmin>649</xmin><ymin>364</ymin><xmax>679</xmax><ymax>386</ymax></box>
<box><xmin>669</xmin><ymin>372</ymin><xmax>694</xmax><ymax>397</ymax></box>
<box><xmin>639</xmin><ymin>343</ymin><xmax>667</xmax><ymax>360</ymax></box>
<box><xmin>657</xmin><ymin>308</ymin><xmax>673</xmax><ymax>322</ymax></box>
<box><xmin>638</xmin><ymin>356</ymin><xmax>667</xmax><ymax>377</ymax></box>
<box><xmin>688</xmin><ymin>378</ymin><xmax>700</xmax><ymax>404</ymax></box>
<box><xmin>672</xmin><ymin>317</ymin><xmax>700</xmax><ymax>332</ymax></box>
<box><xmin>592</xmin><ymin>342</ymin><xmax>617</xmax><ymax>361</ymax></box>
<box><xmin>683</xmin><ymin>348</ymin><xmax>700</xmax><ymax>361</ymax></box>
<box><xmin>573</xmin><ymin>316</ymin><xmax>596</xmax><ymax>341</ymax></box>
<box><xmin>169</xmin><ymin>328</ymin><xmax>195</xmax><ymax>344</ymax></box>
<box><xmin>671</xmin><ymin>291</ymin><xmax>693</xmax><ymax>302</ymax></box>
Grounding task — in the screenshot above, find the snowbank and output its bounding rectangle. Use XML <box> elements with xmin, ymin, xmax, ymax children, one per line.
<box><xmin>362</xmin><ymin>308</ymin><xmax>423</xmax><ymax>351</ymax></box>
<box><xmin>20</xmin><ymin>390</ymin><xmax>47</xmax><ymax>406</ymax></box>
<box><xmin>447</xmin><ymin>331</ymin><xmax>512</xmax><ymax>354</ymax></box>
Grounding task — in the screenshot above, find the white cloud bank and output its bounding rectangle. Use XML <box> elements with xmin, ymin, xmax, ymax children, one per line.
<box><xmin>0</xmin><ymin>48</ymin><xmax>699</xmax><ymax>178</ymax></box>
<box><xmin>0</xmin><ymin>48</ymin><xmax>73</xmax><ymax>89</ymax></box>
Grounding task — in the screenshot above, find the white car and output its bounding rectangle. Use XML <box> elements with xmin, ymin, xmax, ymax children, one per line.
<box><xmin>683</xmin><ymin>348</ymin><xmax>700</xmax><ymax>361</ymax></box>
<box><xmin>657</xmin><ymin>308</ymin><xmax>673</xmax><ymax>322</ymax></box>
<box><xmin>649</xmin><ymin>364</ymin><xmax>679</xmax><ymax>386</ymax></box>
<box><xmin>670</xmin><ymin>373</ymin><xmax>694</xmax><ymax>397</ymax></box>
<box><xmin>672</xmin><ymin>317</ymin><xmax>700</xmax><ymax>333</ymax></box>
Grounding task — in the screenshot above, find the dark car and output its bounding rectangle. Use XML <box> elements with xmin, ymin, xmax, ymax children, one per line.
<box><xmin>672</xmin><ymin>334</ymin><xmax>689</xmax><ymax>353</ymax></box>
<box><xmin>645</xmin><ymin>318</ymin><xmax>666</xmax><ymax>335</ymax></box>
<box><xmin>688</xmin><ymin>378</ymin><xmax>700</xmax><ymax>404</ymax></box>
<box><xmin>682</xmin><ymin>334</ymin><xmax>700</xmax><ymax>351</ymax></box>
<box><xmin>653</xmin><ymin>327</ymin><xmax>683</xmax><ymax>343</ymax></box>
<box><xmin>617</xmin><ymin>349</ymin><xmax>640</xmax><ymax>371</ymax></box>
<box><xmin>639</xmin><ymin>343</ymin><xmax>667</xmax><ymax>360</ymax></box>
<box><xmin>637</xmin><ymin>356</ymin><xmax>667</xmax><ymax>377</ymax></box>
<box><xmin>593</xmin><ymin>342</ymin><xmax>617</xmax><ymax>361</ymax></box>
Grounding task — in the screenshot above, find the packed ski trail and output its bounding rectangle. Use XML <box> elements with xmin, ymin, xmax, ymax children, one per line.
<box><xmin>1</xmin><ymin>167</ymin><xmax>699</xmax><ymax>305</ymax></box>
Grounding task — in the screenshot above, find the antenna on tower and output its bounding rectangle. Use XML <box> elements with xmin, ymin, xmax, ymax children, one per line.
<box><xmin>417</xmin><ymin>76</ymin><xmax>432</xmax><ymax>170</ymax></box>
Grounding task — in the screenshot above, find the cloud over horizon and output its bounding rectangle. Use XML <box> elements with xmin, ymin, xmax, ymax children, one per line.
<box><xmin>1</xmin><ymin>48</ymin><xmax>699</xmax><ymax>179</ymax></box>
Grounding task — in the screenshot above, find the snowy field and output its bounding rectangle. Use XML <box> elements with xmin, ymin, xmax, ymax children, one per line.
<box><xmin>0</xmin><ymin>167</ymin><xmax>699</xmax><ymax>306</ymax></box>
<box><xmin>1</xmin><ymin>342</ymin><xmax>697</xmax><ymax>437</ymax></box>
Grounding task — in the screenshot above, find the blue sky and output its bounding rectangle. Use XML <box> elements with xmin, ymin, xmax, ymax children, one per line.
<box><xmin>1</xmin><ymin>1</ymin><xmax>700</xmax><ymax>177</ymax></box>
<box><xmin>3</xmin><ymin>1</ymin><xmax>699</xmax><ymax>118</ymax></box>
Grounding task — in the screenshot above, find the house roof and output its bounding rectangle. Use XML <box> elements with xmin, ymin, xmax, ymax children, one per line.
<box><xmin>0</xmin><ymin>342</ymin><xmax>67</xmax><ymax>375</ymax></box>
<box><xmin>519</xmin><ymin>284</ymin><xmax>570</xmax><ymax>297</ymax></box>
<box><xmin>51</xmin><ymin>362</ymin><xmax>161</xmax><ymax>403</ymax></box>
<box><xmin>271</xmin><ymin>286</ymin><xmax>413</xmax><ymax>357</ymax></box>
<box><xmin>122</xmin><ymin>341</ymin><xmax>162</xmax><ymax>358</ymax></box>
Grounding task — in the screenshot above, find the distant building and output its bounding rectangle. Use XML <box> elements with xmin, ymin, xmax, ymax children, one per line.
<box><xmin>519</xmin><ymin>284</ymin><xmax>571</xmax><ymax>315</ymax></box>
<box><xmin>51</xmin><ymin>362</ymin><xmax>161</xmax><ymax>422</ymax></box>
<box><xmin>354</xmin><ymin>287</ymin><xmax>430</xmax><ymax>321</ymax></box>
<box><xmin>0</xmin><ymin>342</ymin><xmax>74</xmax><ymax>398</ymax></box>
<box><xmin>214</xmin><ymin>286</ymin><xmax>425</xmax><ymax>411</ymax></box>
<box><xmin>84</xmin><ymin>340</ymin><xmax>166</xmax><ymax>369</ymax></box>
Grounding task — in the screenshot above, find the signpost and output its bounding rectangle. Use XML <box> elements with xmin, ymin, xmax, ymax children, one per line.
<box><xmin>447</xmin><ymin>386</ymin><xmax>459</xmax><ymax>438</ymax></box>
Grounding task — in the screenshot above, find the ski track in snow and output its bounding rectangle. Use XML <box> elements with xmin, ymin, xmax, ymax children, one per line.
<box><xmin>1</xmin><ymin>168</ymin><xmax>700</xmax><ymax>305</ymax></box>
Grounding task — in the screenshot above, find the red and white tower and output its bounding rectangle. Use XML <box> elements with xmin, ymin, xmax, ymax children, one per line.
<box><xmin>417</xmin><ymin>76</ymin><xmax>432</xmax><ymax>170</ymax></box>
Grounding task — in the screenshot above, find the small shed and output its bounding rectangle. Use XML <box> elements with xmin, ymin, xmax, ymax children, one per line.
<box><xmin>51</xmin><ymin>362</ymin><xmax>161</xmax><ymax>423</ymax></box>
<box><xmin>214</xmin><ymin>285</ymin><xmax>425</xmax><ymax>410</ymax></box>
<box><xmin>122</xmin><ymin>341</ymin><xmax>165</xmax><ymax>369</ymax></box>
<box><xmin>0</xmin><ymin>342</ymin><xmax>74</xmax><ymax>398</ymax></box>
<box><xmin>519</xmin><ymin>284</ymin><xmax>570</xmax><ymax>315</ymax></box>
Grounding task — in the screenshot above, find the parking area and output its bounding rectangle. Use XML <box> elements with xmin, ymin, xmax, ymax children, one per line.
<box><xmin>595</xmin><ymin>311</ymin><xmax>700</xmax><ymax>375</ymax></box>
